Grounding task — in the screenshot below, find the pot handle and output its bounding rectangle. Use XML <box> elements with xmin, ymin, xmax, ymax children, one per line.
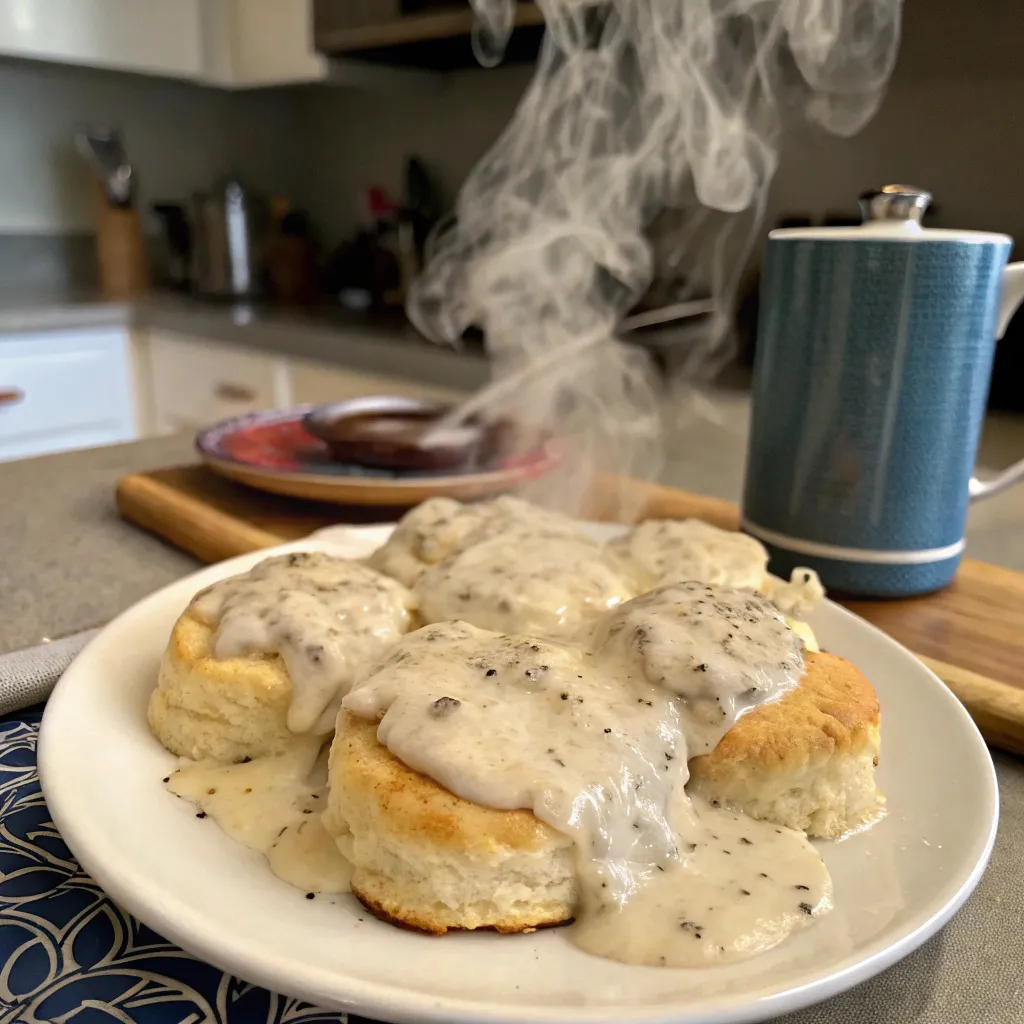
<box><xmin>972</xmin><ymin>263</ymin><xmax>1024</xmax><ymax>501</ymax></box>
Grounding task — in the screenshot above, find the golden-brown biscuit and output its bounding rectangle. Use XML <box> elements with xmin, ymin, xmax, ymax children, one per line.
<box><xmin>322</xmin><ymin>652</ymin><xmax>881</xmax><ymax>937</ymax></box>
<box><xmin>148</xmin><ymin>608</ymin><xmax>302</xmax><ymax>763</ymax></box>
<box><xmin>689</xmin><ymin>650</ymin><xmax>882</xmax><ymax>838</ymax></box>
<box><xmin>323</xmin><ymin>713</ymin><xmax>577</xmax><ymax>935</ymax></box>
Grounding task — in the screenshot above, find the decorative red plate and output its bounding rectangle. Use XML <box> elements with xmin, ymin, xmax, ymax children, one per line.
<box><xmin>195</xmin><ymin>406</ymin><xmax>562</xmax><ymax>506</ymax></box>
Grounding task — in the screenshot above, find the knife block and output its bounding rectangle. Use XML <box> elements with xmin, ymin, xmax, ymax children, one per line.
<box><xmin>93</xmin><ymin>181</ymin><xmax>149</xmax><ymax>300</ymax></box>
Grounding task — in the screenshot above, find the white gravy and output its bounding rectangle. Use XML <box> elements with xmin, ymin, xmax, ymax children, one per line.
<box><xmin>342</xmin><ymin>588</ymin><xmax>830</xmax><ymax>968</ymax></box>
<box><xmin>609</xmin><ymin>519</ymin><xmax>769</xmax><ymax>591</ymax></box>
<box><xmin>191</xmin><ymin>551</ymin><xmax>414</xmax><ymax>734</ymax></box>
<box><xmin>590</xmin><ymin>582</ymin><xmax>805</xmax><ymax>756</ymax></box>
<box><xmin>167</xmin><ymin>736</ymin><xmax>351</xmax><ymax>895</ymax></box>
<box><xmin>767</xmin><ymin>568</ymin><xmax>827</xmax><ymax>619</ymax></box>
<box><xmin>573</xmin><ymin>795</ymin><xmax>831</xmax><ymax>966</ymax></box>
<box><xmin>367</xmin><ymin>495</ymin><xmax>593</xmax><ymax>587</ymax></box>
<box><xmin>414</xmin><ymin>533</ymin><xmax>635</xmax><ymax>638</ymax></box>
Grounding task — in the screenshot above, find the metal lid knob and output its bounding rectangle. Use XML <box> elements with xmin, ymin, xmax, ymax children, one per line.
<box><xmin>858</xmin><ymin>185</ymin><xmax>931</xmax><ymax>224</ymax></box>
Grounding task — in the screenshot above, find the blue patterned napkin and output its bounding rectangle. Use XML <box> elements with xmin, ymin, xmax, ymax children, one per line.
<box><xmin>0</xmin><ymin>709</ymin><xmax>376</xmax><ymax>1023</ymax></box>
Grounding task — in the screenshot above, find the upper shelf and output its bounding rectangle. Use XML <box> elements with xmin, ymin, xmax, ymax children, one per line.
<box><xmin>314</xmin><ymin>2</ymin><xmax>545</xmax><ymax>69</ymax></box>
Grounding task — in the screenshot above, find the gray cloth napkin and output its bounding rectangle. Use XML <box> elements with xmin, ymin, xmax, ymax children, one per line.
<box><xmin>0</xmin><ymin>628</ymin><xmax>101</xmax><ymax>715</ymax></box>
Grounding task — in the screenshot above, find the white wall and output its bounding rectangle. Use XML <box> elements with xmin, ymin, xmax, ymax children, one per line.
<box><xmin>0</xmin><ymin>56</ymin><xmax>308</xmax><ymax>234</ymax></box>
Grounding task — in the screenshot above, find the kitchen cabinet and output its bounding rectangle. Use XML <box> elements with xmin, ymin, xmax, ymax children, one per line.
<box><xmin>144</xmin><ymin>331</ymin><xmax>290</xmax><ymax>436</ymax></box>
<box><xmin>0</xmin><ymin>0</ymin><xmax>321</xmax><ymax>87</ymax></box>
<box><xmin>0</xmin><ymin>0</ymin><xmax>203</xmax><ymax>77</ymax></box>
<box><xmin>137</xmin><ymin>331</ymin><xmax>468</xmax><ymax>437</ymax></box>
<box><xmin>313</xmin><ymin>0</ymin><xmax>542</xmax><ymax>52</ymax></box>
<box><xmin>0</xmin><ymin>325</ymin><xmax>472</xmax><ymax>462</ymax></box>
<box><xmin>202</xmin><ymin>0</ymin><xmax>326</xmax><ymax>87</ymax></box>
<box><xmin>288</xmin><ymin>358</ymin><xmax>465</xmax><ymax>407</ymax></box>
<box><xmin>0</xmin><ymin>329</ymin><xmax>137</xmax><ymax>464</ymax></box>
<box><xmin>312</xmin><ymin>0</ymin><xmax>544</xmax><ymax>68</ymax></box>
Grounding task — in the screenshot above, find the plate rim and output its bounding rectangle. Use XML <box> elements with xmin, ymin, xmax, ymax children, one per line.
<box><xmin>37</xmin><ymin>528</ymin><xmax>1000</xmax><ymax>1024</ymax></box>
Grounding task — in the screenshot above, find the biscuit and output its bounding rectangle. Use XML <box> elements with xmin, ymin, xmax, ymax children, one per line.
<box><xmin>324</xmin><ymin>713</ymin><xmax>577</xmax><ymax>934</ymax></box>
<box><xmin>148</xmin><ymin>608</ymin><xmax>301</xmax><ymax>763</ymax></box>
<box><xmin>689</xmin><ymin>650</ymin><xmax>882</xmax><ymax>838</ymax></box>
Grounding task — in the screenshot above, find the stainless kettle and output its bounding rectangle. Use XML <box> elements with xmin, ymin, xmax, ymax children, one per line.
<box><xmin>191</xmin><ymin>180</ymin><xmax>271</xmax><ymax>298</ymax></box>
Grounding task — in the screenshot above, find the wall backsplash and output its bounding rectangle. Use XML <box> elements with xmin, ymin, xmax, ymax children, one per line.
<box><xmin>301</xmin><ymin>0</ymin><xmax>1024</xmax><ymax>257</ymax></box>
<box><xmin>0</xmin><ymin>57</ymin><xmax>307</xmax><ymax>236</ymax></box>
<box><xmin>299</xmin><ymin>63</ymin><xmax>534</xmax><ymax>243</ymax></box>
<box><xmin>1</xmin><ymin>0</ymin><xmax>1020</xmax><ymax>290</ymax></box>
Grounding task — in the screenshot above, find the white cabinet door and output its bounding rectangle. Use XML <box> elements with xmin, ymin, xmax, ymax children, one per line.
<box><xmin>0</xmin><ymin>0</ymin><xmax>202</xmax><ymax>77</ymax></box>
<box><xmin>0</xmin><ymin>329</ymin><xmax>136</xmax><ymax>463</ymax></box>
<box><xmin>146</xmin><ymin>331</ymin><xmax>290</xmax><ymax>436</ymax></box>
<box><xmin>202</xmin><ymin>0</ymin><xmax>324</xmax><ymax>87</ymax></box>
<box><xmin>289</xmin><ymin>359</ymin><xmax>467</xmax><ymax>407</ymax></box>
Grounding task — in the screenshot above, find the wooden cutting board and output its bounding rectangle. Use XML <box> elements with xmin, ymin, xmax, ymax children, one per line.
<box><xmin>117</xmin><ymin>464</ymin><xmax>1024</xmax><ymax>756</ymax></box>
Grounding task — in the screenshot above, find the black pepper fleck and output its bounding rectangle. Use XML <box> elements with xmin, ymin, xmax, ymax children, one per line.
<box><xmin>430</xmin><ymin>696</ymin><xmax>462</xmax><ymax>717</ymax></box>
<box><xmin>799</xmin><ymin>902</ymin><xmax>814</xmax><ymax>915</ymax></box>
<box><xmin>306</xmin><ymin>892</ymin><xmax>315</xmax><ymax>900</ymax></box>
<box><xmin>486</xmin><ymin>668</ymin><xmax>497</xmax><ymax>677</ymax></box>
<box><xmin>795</xmin><ymin>884</ymin><xmax>810</xmax><ymax>891</ymax></box>
<box><xmin>195</xmin><ymin>812</ymin><xmax>207</xmax><ymax>819</ymax></box>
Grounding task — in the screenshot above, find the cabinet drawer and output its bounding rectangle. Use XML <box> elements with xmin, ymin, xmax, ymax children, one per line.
<box><xmin>147</xmin><ymin>333</ymin><xmax>288</xmax><ymax>435</ymax></box>
<box><xmin>0</xmin><ymin>329</ymin><xmax>135</xmax><ymax>462</ymax></box>
<box><xmin>289</xmin><ymin>359</ymin><xmax>466</xmax><ymax>407</ymax></box>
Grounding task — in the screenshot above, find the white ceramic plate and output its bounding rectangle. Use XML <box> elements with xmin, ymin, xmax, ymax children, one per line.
<box><xmin>38</xmin><ymin>524</ymin><xmax>999</xmax><ymax>1024</ymax></box>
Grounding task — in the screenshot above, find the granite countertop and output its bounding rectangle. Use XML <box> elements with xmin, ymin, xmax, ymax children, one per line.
<box><xmin>0</xmin><ymin>290</ymin><xmax>491</xmax><ymax>394</ymax></box>
<box><xmin>0</xmin><ymin>436</ymin><xmax>1023</xmax><ymax>1024</ymax></box>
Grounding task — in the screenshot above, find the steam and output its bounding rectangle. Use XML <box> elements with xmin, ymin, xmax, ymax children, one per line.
<box><xmin>408</xmin><ymin>0</ymin><xmax>902</xmax><ymax>517</ymax></box>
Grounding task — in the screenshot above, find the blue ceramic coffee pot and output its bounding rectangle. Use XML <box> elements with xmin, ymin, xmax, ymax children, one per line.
<box><xmin>742</xmin><ymin>185</ymin><xmax>1024</xmax><ymax>597</ymax></box>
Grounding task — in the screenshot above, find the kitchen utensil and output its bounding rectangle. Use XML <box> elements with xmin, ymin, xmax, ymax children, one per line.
<box><xmin>266</xmin><ymin>208</ymin><xmax>318</xmax><ymax>304</ymax></box>
<box><xmin>114</xmin><ymin>463</ymin><xmax>1024</xmax><ymax>756</ymax></box>
<box><xmin>92</xmin><ymin>180</ymin><xmax>149</xmax><ymax>299</ymax></box>
<box><xmin>151</xmin><ymin>203</ymin><xmax>193</xmax><ymax>290</ymax></box>
<box><xmin>191</xmin><ymin>180</ymin><xmax>271</xmax><ymax>299</ymax></box>
<box><xmin>742</xmin><ymin>184</ymin><xmax>1024</xmax><ymax>597</ymax></box>
<box><xmin>75</xmin><ymin>127</ymin><xmax>133</xmax><ymax>209</ymax></box>
<box><xmin>303</xmin><ymin>395</ymin><xmax>500</xmax><ymax>471</ymax></box>
<box><xmin>75</xmin><ymin>127</ymin><xmax>148</xmax><ymax>298</ymax></box>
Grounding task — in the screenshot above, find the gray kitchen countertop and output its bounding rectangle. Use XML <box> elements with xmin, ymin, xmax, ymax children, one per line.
<box><xmin>0</xmin><ymin>290</ymin><xmax>490</xmax><ymax>394</ymax></box>
<box><xmin>0</xmin><ymin>433</ymin><xmax>1022</xmax><ymax>1023</ymax></box>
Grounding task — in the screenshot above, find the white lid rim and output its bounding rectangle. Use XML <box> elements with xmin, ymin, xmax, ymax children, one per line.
<box><xmin>769</xmin><ymin>226</ymin><xmax>1013</xmax><ymax>244</ymax></box>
